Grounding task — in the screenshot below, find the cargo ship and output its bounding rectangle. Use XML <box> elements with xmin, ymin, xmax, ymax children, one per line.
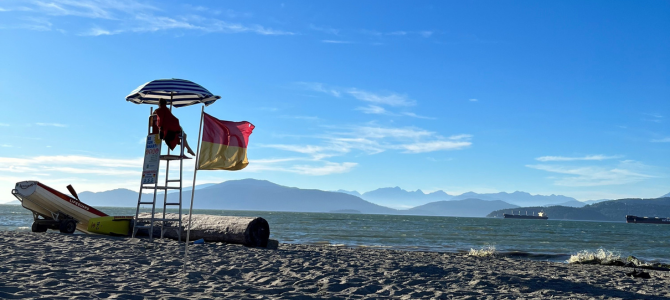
<box><xmin>503</xmin><ymin>211</ymin><xmax>548</xmax><ymax>220</ymax></box>
<box><xmin>626</xmin><ymin>215</ymin><xmax>670</xmax><ymax>224</ymax></box>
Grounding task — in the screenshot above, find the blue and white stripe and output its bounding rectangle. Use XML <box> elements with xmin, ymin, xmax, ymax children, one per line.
<box><xmin>126</xmin><ymin>78</ymin><xmax>220</xmax><ymax>107</ymax></box>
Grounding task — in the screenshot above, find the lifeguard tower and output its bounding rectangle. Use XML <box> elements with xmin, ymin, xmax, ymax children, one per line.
<box><xmin>125</xmin><ymin>79</ymin><xmax>220</xmax><ymax>241</ymax></box>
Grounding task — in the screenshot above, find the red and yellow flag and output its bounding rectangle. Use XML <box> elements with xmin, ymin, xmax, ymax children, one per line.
<box><xmin>198</xmin><ymin>113</ymin><xmax>254</xmax><ymax>170</ymax></box>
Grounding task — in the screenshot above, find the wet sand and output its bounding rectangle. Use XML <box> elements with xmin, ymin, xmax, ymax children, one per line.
<box><xmin>1</xmin><ymin>231</ymin><xmax>669</xmax><ymax>299</ymax></box>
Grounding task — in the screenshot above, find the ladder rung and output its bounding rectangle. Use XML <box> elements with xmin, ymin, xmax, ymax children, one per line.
<box><xmin>167</xmin><ymin>180</ymin><xmax>181</xmax><ymax>182</ymax></box>
<box><xmin>138</xmin><ymin>202</ymin><xmax>155</xmax><ymax>205</ymax></box>
<box><xmin>160</xmin><ymin>155</ymin><xmax>192</xmax><ymax>161</ymax></box>
<box><xmin>155</xmin><ymin>186</ymin><xmax>180</xmax><ymax>190</ymax></box>
<box><xmin>139</xmin><ymin>218</ymin><xmax>180</xmax><ymax>222</ymax></box>
<box><xmin>165</xmin><ymin>202</ymin><xmax>181</xmax><ymax>205</ymax></box>
<box><xmin>133</xmin><ymin>225</ymin><xmax>152</xmax><ymax>229</ymax></box>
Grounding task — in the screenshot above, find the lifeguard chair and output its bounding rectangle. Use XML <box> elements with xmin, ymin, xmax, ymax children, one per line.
<box><xmin>125</xmin><ymin>79</ymin><xmax>220</xmax><ymax>241</ymax></box>
<box><xmin>131</xmin><ymin>107</ymin><xmax>190</xmax><ymax>241</ymax></box>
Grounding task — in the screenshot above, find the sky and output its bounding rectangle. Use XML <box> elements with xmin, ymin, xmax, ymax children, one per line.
<box><xmin>0</xmin><ymin>0</ymin><xmax>668</xmax><ymax>203</ymax></box>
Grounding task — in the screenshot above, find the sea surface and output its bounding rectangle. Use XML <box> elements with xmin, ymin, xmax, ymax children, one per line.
<box><xmin>2</xmin><ymin>204</ymin><xmax>669</xmax><ymax>263</ymax></box>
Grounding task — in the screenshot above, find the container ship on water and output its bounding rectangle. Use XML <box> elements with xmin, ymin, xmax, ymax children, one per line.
<box><xmin>503</xmin><ymin>211</ymin><xmax>548</xmax><ymax>220</ymax></box>
<box><xmin>626</xmin><ymin>215</ymin><xmax>670</xmax><ymax>224</ymax></box>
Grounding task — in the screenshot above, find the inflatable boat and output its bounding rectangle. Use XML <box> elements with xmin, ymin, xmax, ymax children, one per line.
<box><xmin>11</xmin><ymin>181</ymin><xmax>108</xmax><ymax>234</ymax></box>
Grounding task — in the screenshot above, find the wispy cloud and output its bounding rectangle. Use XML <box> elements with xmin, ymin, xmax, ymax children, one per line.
<box><xmin>526</xmin><ymin>160</ymin><xmax>657</xmax><ymax>187</ymax></box>
<box><xmin>346</xmin><ymin>88</ymin><xmax>415</xmax><ymax>107</ymax></box>
<box><xmin>356</xmin><ymin>105</ymin><xmax>389</xmax><ymax>115</ymax></box>
<box><xmin>361</xmin><ymin>29</ymin><xmax>434</xmax><ymax>38</ymax></box>
<box><xmin>0</xmin><ymin>123</ymin><xmax>9</xmax><ymax>126</ymax></box>
<box><xmin>536</xmin><ymin>155</ymin><xmax>622</xmax><ymax>162</ymax></box>
<box><xmin>3</xmin><ymin>0</ymin><xmax>294</xmax><ymax>36</ymax></box>
<box><xmin>469</xmin><ymin>98</ymin><xmax>478</xmax><ymax>102</ymax></box>
<box><xmin>297</xmin><ymin>82</ymin><xmax>434</xmax><ymax>119</ymax></box>
<box><xmin>642</xmin><ymin>113</ymin><xmax>663</xmax><ymax>123</ymax></box>
<box><xmin>321</xmin><ymin>40</ymin><xmax>352</xmax><ymax>44</ymax></box>
<box><xmin>401</xmin><ymin>112</ymin><xmax>436</xmax><ymax>120</ymax></box>
<box><xmin>0</xmin><ymin>6</ymin><xmax>33</xmax><ymax>12</ymax></box>
<box><xmin>281</xmin><ymin>115</ymin><xmax>320</xmax><ymax>121</ymax></box>
<box><xmin>244</xmin><ymin>158</ymin><xmax>357</xmax><ymax>176</ymax></box>
<box><xmin>33</xmin><ymin>0</ymin><xmax>157</xmax><ymax>19</ymax></box>
<box><xmin>264</xmin><ymin>124</ymin><xmax>471</xmax><ymax>164</ymax></box>
<box><xmin>309</xmin><ymin>24</ymin><xmax>339</xmax><ymax>35</ymax></box>
<box><xmin>0</xmin><ymin>16</ymin><xmax>53</xmax><ymax>31</ymax></box>
<box><xmin>36</xmin><ymin>122</ymin><xmax>67</xmax><ymax>127</ymax></box>
<box><xmin>396</xmin><ymin>139</ymin><xmax>471</xmax><ymax>153</ymax></box>
<box><xmin>355</xmin><ymin>106</ymin><xmax>435</xmax><ymax>119</ymax></box>
<box><xmin>183</xmin><ymin>5</ymin><xmax>251</xmax><ymax>18</ymax></box>
<box><xmin>0</xmin><ymin>155</ymin><xmax>142</xmax><ymax>168</ymax></box>
<box><xmin>296</xmin><ymin>82</ymin><xmax>416</xmax><ymax>106</ymax></box>
<box><xmin>418</xmin><ymin>31</ymin><xmax>433</xmax><ymax>38</ymax></box>
<box><xmin>261</xmin><ymin>144</ymin><xmax>326</xmax><ymax>155</ymax></box>
<box><xmin>81</xmin><ymin>26</ymin><xmax>117</xmax><ymax>36</ymax></box>
<box><xmin>651</xmin><ymin>137</ymin><xmax>670</xmax><ymax>143</ymax></box>
<box><xmin>296</xmin><ymin>82</ymin><xmax>341</xmax><ymax>97</ymax></box>
<box><xmin>292</xmin><ymin>162</ymin><xmax>357</xmax><ymax>176</ymax></box>
<box><xmin>0</xmin><ymin>154</ymin><xmax>147</xmax><ymax>197</ymax></box>
<box><xmin>306</xmin><ymin>25</ymin><xmax>434</xmax><ymax>43</ymax></box>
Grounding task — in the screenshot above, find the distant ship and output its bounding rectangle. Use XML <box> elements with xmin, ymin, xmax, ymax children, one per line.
<box><xmin>503</xmin><ymin>211</ymin><xmax>548</xmax><ymax>220</ymax></box>
<box><xmin>626</xmin><ymin>215</ymin><xmax>670</xmax><ymax>224</ymax></box>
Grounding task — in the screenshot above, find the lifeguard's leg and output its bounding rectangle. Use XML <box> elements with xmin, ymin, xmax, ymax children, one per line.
<box><xmin>183</xmin><ymin>132</ymin><xmax>196</xmax><ymax>156</ymax></box>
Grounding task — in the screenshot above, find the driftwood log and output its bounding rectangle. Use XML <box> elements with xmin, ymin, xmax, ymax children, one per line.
<box><xmin>136</xmin><ymin>213</ymin><xmax>270</xmax><ymax>247</ymax></box>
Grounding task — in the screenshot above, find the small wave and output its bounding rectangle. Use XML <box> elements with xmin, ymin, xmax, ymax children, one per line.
<box><xmin>568</xmin><ymin>248</ymin><xmax>621</xmax><ymax>264</ymax></box>
<box><xmin>468</xmin><ymin>245</ymin><xmax>497</xmax><ymax>257</ymax></box>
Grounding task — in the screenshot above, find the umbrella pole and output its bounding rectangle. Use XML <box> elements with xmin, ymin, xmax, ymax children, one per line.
<box><xmin>183</xmin><ymin>105</ymin><xmax>205</xmax><ymax>272</ymax></box>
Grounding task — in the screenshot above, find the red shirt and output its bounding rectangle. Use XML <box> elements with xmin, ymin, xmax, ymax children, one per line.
<box><xmin>154</xmin><ymin>107</ymin><xmax>181</xmax><ymax>149</ymax></box>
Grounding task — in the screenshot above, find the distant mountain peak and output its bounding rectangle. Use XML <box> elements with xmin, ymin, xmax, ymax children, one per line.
<box><xmin>336</xmin><ymin>189</ymin><xmax>362</xmax><ymax>197</ymax></box>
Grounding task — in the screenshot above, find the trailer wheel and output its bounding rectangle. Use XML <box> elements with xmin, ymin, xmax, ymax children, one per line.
<box><xmin>59</xmin><ymin>220</ymin><xmax>77</xmax><ymax>234</ymax></box>
<box><xmin>31</xmin><ymin>222</ymin><xmax>47</xmax><ymax>233</ymax></box>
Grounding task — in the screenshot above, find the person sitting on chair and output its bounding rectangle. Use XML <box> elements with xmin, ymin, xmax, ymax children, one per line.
<box><xmin>153</xmin><ymin>99</ymin><xmax>196</xmax><ymax>156</ymax></box>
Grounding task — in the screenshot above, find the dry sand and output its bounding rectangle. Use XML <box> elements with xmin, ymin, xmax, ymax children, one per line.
<box><xmin>1</xmin><ymin>231</ymin><xmax>669</xmax><ymax>299</ymax></box>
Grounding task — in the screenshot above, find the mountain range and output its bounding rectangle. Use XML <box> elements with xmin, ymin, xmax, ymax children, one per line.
<box><xmin>3</xmin><ymin>179</ymin><xmax>668</xmax><ymax>219</ymax></box>
<box><xmin>76</xmin><ymin>183</ymin><xmax>216</xmax><ymax>207</ymax></box>
<box><xmin>406</xmin><ymin>199</ymin><xmax>518</xmax><ymax>217</ymax></box>
<box><xmin>347</xmin><ymin>187</ymin><xmax>584</xmax><ymax>208</ymax></box>
<box><xmin>162</xmin><ymin>179</ymin><xmax>397</xmax><ymax>214</ymax></box>
<box><xmin>3</xmin><ymin>179</ymin><xmax>517</xmax><ymax>217</ymax></box>
<box><xmin>487</xmin><ymin>197</ymin><xmax>670</xmax><ymax>221</ymax></box>
<box><xmin>359</xmin><ymin>187</ymin><xmax>454</xmax><ymax>208</ymax></box>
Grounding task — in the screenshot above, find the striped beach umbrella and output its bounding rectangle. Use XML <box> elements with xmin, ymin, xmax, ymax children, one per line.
<box><xmin>126</xmin><ymin>78</ymin><xmax>220</xmax><ymax>107</ymax></box>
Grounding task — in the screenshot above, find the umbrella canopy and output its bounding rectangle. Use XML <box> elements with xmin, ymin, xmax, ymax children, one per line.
<box><xmin>126</xmin><ymin>78</ymin><xmax>220</xmax><ymax>107</ymax></box>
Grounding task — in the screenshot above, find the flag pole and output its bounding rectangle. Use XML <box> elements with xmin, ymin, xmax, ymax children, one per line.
<box><xmin>183</xmin><ymin>105</ymin><xmax>205</xmax><ymax>272</ymax></box>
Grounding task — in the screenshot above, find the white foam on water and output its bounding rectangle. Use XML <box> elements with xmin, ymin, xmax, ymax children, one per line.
<box><xmin>468</xmin><ymin>245</ymin><xmax>497</xmax><ymax>257</ymax></box>
<box><xmin>567</xmin><ymin>248</ymin><xmax>621</xmax><ymax>264</ymax></box>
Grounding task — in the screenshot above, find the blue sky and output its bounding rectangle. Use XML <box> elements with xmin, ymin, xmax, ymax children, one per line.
<box><xmin>0</xmin><ymin>0</ymin><xmax>668</xmax><ymax>203</ymax></box>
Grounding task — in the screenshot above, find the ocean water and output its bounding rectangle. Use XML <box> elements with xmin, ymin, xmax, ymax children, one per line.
<box><xmin>3</xmin><ymin>204</ymin><xmax>670</xmax><ymax>263</ymax></box>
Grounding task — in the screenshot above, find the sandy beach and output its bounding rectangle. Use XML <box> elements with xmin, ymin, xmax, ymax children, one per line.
<box><xmin>1</xmin><ymin>231</ymin><xmax>669</xmax><ymax>299</ymax></box>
